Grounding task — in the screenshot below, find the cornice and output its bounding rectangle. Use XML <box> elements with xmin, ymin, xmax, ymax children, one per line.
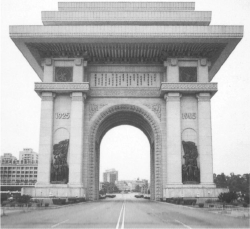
<box><xmin>161</xmin><ymin>83</ymin><xmax>217</xmax><ymax>96</ymax></box>
<box><xmin>10</xmin><ymin>25</ymin><xmax>243</xmax><ymax>39</ymax></box>
<box><xmin>35</xmin><ymin>82</ymin><xmax>89</xmax><ymax>95</ymax></box>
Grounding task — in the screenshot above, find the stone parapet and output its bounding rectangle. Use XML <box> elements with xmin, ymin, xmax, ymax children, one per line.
<box><xmin>161</xmin><ymin>83</ymin><xmax>217</xmax><ymax>96</ymax></box>
<box><xmin>42</xmin><ymin>11</ymin><xmax>211</xmax><ymax>26</ymax></box>
<box><xmin>35</xmin><ymin>82</ymin><xmax>89</xmax><ymax>95</ymax></box>
<box><xmin>58</xmin><ymin>2</ymin><xmax>195</xmax><ymax>12</ymax></box>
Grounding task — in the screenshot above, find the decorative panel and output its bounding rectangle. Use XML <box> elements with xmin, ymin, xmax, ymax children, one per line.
<box><xmin>179</xmin><ymin>67</ymin><xmax>197</xmax><ymax>82</ymax></box>
<box><xmin>55</xmin><ymin>67</ymin><xmax>73</xmax><ymax>82</ymax></box>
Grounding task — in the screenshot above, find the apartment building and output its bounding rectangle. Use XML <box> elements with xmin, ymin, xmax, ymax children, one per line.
<box><xmin>0</xmin><ymin>153</ymin><xmax>38</xmax><ymax>186</ymax></box>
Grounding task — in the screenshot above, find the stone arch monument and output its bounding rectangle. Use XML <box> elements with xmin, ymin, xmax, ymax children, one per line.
<box><xmin>10</xmin><ymin>2</ymin><xmax>243</xmax><ymax>200</ymax></box>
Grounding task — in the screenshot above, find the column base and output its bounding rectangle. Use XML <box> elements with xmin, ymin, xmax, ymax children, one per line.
<box><xmin>165</xmin><ymin>183</ymin><xmax>183</xmax><ymax>188</ymax></box>
<box><xmin>163</xmin><ymin>184</ymin><xmax>228</xmax><ymax>199</ymax></box>
<box><xmin>68</xmin><ymin>183</ymin><xmax>84</xmax><ymax>188</ymax></box>
<box><xmin>22</xmin><ymin>184</ymin><xmax>86</xmax><ymax>198</ymax></box>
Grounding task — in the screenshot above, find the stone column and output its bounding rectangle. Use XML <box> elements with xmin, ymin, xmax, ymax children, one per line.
<box><xmin>165</xmin><ymin>93</ymin><xmax>183</xmax><ymax>186</ymax></box>
<box><xmin>68</xmin><ymin>92</ymin><xmax>86</xmax><ymax>187</ymax></box>
<box><xmin>197</xmin><ymin>93</ymin><xmax>215</xmax><ymax>187</ymax></box>
<box><xmin>73</xmin><ymin>59</ymin><xmax>88</xmax><ymax>82</ymax></box>
<box><xmin>198</xmin><ymin>58</ymin><xmax>209</xmax><ymax>82</ymax></box>
<box><xmin>43</xmin><ymin>58</ymin><xmax>53</xmax><ymax>82</ymax></box>
<box><xmin>36</xmin><ymin>92</ymin><xmax>54</xmax><ymax>186</ymax></box>
<box><xmin>164</xmin><ymin>58</ymin><xmax>179</xmax><ymax>82</ymax></box>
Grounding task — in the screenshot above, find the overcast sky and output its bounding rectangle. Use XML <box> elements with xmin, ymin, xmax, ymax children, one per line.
<box><xmin>1</xmin><ymin>0</ymin><xmax>250</xmax><ymax>182</ymax></box>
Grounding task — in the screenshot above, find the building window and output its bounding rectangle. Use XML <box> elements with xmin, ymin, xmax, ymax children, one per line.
<box><xmin>179</xmin><ymin>67</ymin><xmax>197</xmax><ymax>82</ymax></box>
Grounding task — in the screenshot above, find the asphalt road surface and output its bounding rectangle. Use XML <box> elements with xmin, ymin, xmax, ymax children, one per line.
<box><xmin>1</xmin><ymin>193</ymin><xmax>249</xmax><ymax>228</ymax></box>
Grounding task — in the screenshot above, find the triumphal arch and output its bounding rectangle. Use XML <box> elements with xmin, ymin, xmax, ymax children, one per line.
<box><xmin>10</xmin><ymin>2</ymin><xmax>243</xmax><ymax>200</ymax></box>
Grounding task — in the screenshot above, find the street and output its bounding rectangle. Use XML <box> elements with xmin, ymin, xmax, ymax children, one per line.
<box><xmin>1</xmin><ymin>194</ymin><xmax>249</xmax><ymax>228</ymax></box>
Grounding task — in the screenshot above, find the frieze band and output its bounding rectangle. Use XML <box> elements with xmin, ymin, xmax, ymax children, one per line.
<box><xmin>89</xmin><ymin>89</ymin><xmax>161</xmax><ymax>97</ymax></box>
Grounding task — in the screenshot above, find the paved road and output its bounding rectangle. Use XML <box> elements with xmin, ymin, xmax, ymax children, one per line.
<box><xmin>1</xmin><ymin>194</ymin><xmax>249</xmax><ymax>228</ymax></box>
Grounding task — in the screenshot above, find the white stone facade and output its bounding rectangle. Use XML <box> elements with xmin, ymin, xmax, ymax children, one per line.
<box><xmin>11</xmin><ymin>2</ymin><xmax>243</xmax><ymax>200</ymax></box>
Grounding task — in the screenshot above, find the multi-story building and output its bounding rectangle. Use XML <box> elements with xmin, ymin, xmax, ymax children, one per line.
<box><xmin>19</xmin><ymin>148</ymin><xmax>38</xmax><ymax>162</ymax></box>
<box><xmin>103</xmin><ymin>169</ymin><xmax>118</xmax><ymax>183</ymax></box>
<box><xmin>0</xmin><ymin>153</ymin><xmax>38</xmax><ymax>187</ymax></box>
<box><xmin>0</xmin><ymin>153</ymin><xmax>17</xmax><ymax>163</ymax></box>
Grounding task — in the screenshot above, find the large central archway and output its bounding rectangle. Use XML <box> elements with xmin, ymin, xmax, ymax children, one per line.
<box><xmin>88</xmin><ymin>104</ymin><xmax>162</xmax><ymax>201</ymax></box>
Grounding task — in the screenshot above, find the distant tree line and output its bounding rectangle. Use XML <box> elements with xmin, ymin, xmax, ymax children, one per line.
<box><xmin>100</xmin><ymin>182</ymin><xmax>120</xmax><ymax>194</ymax></box>
<box><xmin>214</xmin><ymin>173</ymin><xmax>249</xmax><ymax>203</ymax></box>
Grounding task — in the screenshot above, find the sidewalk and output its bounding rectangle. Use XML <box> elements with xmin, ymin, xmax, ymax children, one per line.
<box><xmin>1</xmin><ymin>201</ymin><xmax>88</xmax><ymax>217</ymax></box>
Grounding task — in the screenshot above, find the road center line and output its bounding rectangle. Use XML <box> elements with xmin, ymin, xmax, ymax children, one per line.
<box><xmin>116</xmin><ymin>203</ymin><xmax>124</xmax><ymax>229</ymax></box>
<box><xmin>51</xmin><ymin>219</ymin><xmax>69</xmax><ymax>228</ymax></box>
<box><xmin>175</xmin><ymin>219</ymin><xmax>192</xmax><ymax>229</ymax></box>
<box><xmin>121</xmin><ymin>203</ymin><xmax>126</xmax><ymax>229</ymax></box>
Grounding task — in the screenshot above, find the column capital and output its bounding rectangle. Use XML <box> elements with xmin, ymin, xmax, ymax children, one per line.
<box><xmin>71</xmin><ymin>92</ymin><xmax>87</xmax><ymax>101</ymax></box>
<box><xmin>164</xmin><ymin>92</ymin><xmax>182</xmax><ymax>101</ymax></box>
<box><xmin>41</xmin><ymin>92</ymin><xmax>55</xmax><ymax>101</ymax></box>
<box><xmin>196</xmin><ymin>92</ymin><xmax>211</xmax><ymax>102</ymax></box>
<box><xmin>45</xmin><ymin>58</ymin><xmax>52</xmax><ymax>66</ymax></box>
<box><xmin>163</xmin><ymin>58</ymin><xmax>179</xmax><ymax>67</ymax></box>
<box><xmin>74</xmin><ymin>58</ymin><xmax>88</xmax><ymax>67</ymax></box>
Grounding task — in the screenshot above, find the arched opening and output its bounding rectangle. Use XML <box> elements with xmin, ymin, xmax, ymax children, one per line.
<box><xmin>88</xmin><ymin>104</ymin><xmax>162</xmax><ymax>201</ymax></box>
<box><xmin>100</xmin><ymin>125</ymin><xmax>150</xmax><ymax>194</ymax></box>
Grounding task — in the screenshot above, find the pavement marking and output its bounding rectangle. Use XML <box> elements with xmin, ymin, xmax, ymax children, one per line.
<box><xmin>121</xmin><ymin>203</ymin><xmax>126</xmax><ymax>229</ymax></box>
<box><xmin>51</xmin><ymin>219</ymin><xmax>69</xmax><ymax>228</ymax></box>
<box><xmin>175</xmin><ymin>219</ymin><xmax>192</xmax><ymax>229</ymax></box>
<box><xmin>116</xmin><ymin>203</ymin><xmax>124</xmax><ymax>229</ymax></box>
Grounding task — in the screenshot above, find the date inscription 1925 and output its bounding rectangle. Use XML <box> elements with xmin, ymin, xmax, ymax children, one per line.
<box><xmin>55</xmin><ymin>113</ymin><xmax>70</xmax><ymax>119</ymax></box>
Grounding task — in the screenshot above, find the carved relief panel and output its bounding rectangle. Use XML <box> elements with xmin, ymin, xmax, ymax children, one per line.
<box><xmin>55</xmin><ymin>67</ymin><xmax>73</xmax><ymax>82</ymax></box>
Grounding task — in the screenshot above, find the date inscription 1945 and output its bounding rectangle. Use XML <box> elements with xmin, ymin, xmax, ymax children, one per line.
<box><xmin>182</xmin><ymin>113</ymin><xmax>196</xmax><ymax>119</ymax></box>
<box><xmin>55</xmin><ymin>113</ymin><xmax>70</xmax><ymax>119</ymax></box>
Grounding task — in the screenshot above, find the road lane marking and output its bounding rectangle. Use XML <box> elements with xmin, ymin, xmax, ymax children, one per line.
<box><xmin>116</xmin><ymin>203</ymin><xmax>124</xmax><ymax>229</ymax></box>
<box><xmin>121</xmin><ymin>203</ymin><xmax>126</xmax><ymax>229</ymax></box>
<box><xmin>175</xmin><ymin>219</ymin><xmax>192</xmax><ymax>229</ymax></box>
<box><xmin>51</xmin><ymin>219</ymin><xmax>69</xmax><ymax>228</ymax></box>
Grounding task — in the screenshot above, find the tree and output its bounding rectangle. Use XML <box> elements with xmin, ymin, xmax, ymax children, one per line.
<box><xmin>218</xmin><ymin>192</ymin><xmax>237</xmax><ymax>203</ymax></box>
<box><xmin>101</xmin><ymin>182</ymin><xmax>119</xmax><ymax>193</ymax></box>
<box><xmin>134</xmin><ymin>185</ymin><xmax>140</xmax><ymax>192</ymax></box>
<box><xmin>214</xmin><ymin>173</ymin><xmax>250</xmax><ymax>203</ymax></box>
<box><xmin>17</xmin><ymin>195</ymin><xmax>31</xmax><ymax>203</ymax></box>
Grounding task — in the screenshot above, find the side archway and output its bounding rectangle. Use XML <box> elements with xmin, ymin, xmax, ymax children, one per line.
<box><xmin>87</xmin><ymin>104</ymin><xmax>162</xmax><ymax>201</ymax></box>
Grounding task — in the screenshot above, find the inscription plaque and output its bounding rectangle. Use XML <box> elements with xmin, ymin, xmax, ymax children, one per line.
<box><xmin>90</xmin><ymin>73</ymin><xmax>161</xmax><ymax>87</ymax></box>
